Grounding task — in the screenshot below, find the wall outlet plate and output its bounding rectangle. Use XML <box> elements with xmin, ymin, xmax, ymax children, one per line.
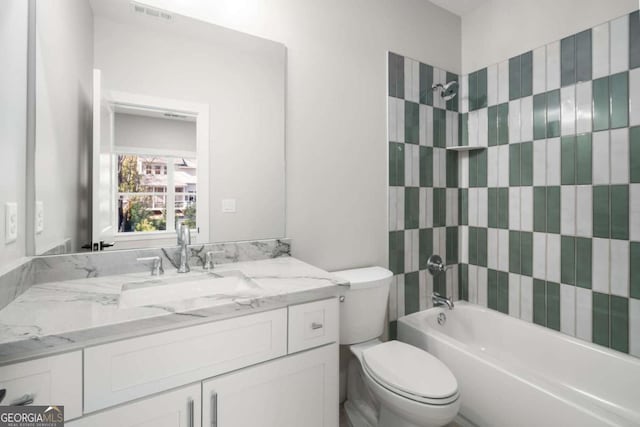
<box><xmin>5</xmin><ymin>203</ymin><xmax>17</xmax><ymax>244</ymax></box>
<box><xmin>35</xmin><ymin>201</ymin><xmax>44</xmax><ymax>234</ymax></box>
<box><xmin>222</xmin><ymin>199</ymin><xmax>237</xmax><ymax>213</ymax></box>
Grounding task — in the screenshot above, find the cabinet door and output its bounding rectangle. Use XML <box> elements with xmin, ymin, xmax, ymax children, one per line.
<box><xmin>67</xmin><ymin>383</ymin><xmax>201</xmax><ymax>427</ymax></box>
<box><xmin>202</xmin><ymin>343</ymin><xmax>338</xmax><ymax>427</ymax></box>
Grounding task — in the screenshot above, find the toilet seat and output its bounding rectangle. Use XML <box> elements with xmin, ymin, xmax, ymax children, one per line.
<box><xmin>361</xmin><ymin>341</ymin><xmax>459</xmax><ymax>406</ymax></box>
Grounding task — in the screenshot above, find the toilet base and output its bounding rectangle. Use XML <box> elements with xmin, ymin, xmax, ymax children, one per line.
<box><xmin>379</xmin><ymin>406</ymin><xmax>423</xmax><ymax>427</ymax></box>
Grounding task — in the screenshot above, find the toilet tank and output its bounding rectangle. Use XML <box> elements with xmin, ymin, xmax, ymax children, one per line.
<box><xmin>332</xmin><ymin>267</ymin><xmax>393</xmax><ymax>345</ymax></box>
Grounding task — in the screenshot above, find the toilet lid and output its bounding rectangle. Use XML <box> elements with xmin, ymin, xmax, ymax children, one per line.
<box><xmin>362</xmin><ymin>341</ymin><xmax>458</xmax><ymax>403</ymax></box>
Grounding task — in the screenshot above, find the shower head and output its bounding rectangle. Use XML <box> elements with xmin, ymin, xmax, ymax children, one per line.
<box><xmin>432</xmin><ymin>81</ymin><xmax>458</xmax><ymax>101</ymax></box>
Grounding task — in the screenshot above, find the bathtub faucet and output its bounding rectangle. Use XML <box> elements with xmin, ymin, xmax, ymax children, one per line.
<box><xmin>432</xmin><ymin>292</ymin><xmax>454</xmax><ymax>310</ymax></box>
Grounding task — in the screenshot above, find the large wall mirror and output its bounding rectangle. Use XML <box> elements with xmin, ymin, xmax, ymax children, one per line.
<box><xmin>32</xmin><ymin>0</ymin><xmax>286</xmax><ymax>255</ymax></box>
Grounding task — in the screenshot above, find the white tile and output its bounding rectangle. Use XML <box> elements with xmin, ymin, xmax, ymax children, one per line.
<box><xmin>610</xmin><ymin>240</ymin><xmax>629</xmax><ymax>297</ymax></box>
<box><xmin>592</xmin><ymin>131</ymin><xmax>610</xmax><ymax>185</ymax></box>
<box><xmin>560</xmin><ymin>284</ymin><xmax>576</xmax><ymax>336</ymax></box>
<box><xmin>533</xmin><ymin>46</ymin><xmax>546</xmax><ymax>95</ymax></box>
<box><xmin>509</xmin><ymin>99</ymin><xmax>521</xmax><ymax>143</ymax></box>
<box><xmin>508</xmin><ymin>274</ymin><xmax>520</xmax><ymax>318</ymax></box>
<box><xmin>610</xmin><ymin>15</ymin><xmax>629</xmax><ymax>74</ymax></box>
<box><xmin>630</xmin><ymin>299</ymin><xmax>640</xmax><ymax>357</ymax></box>
<box><xmin>610</xmin><ymin>128</ymin><xmax>629</xmax><ymax>184</ymax></box>
<box><xmin>425</xmin><ymin>188</ymin><xmax>432</xmax><ymax>228</ymax></box>
<box><xmin>448</xmin><ymin>266</ymin><xmax>458</xmax><ymax>300</ymax></box>
<box><xmin>389</xmin><ymin>187</ymin><xmax>398</xmax><ymax>231</ymax></box>
<box><xmin>560</xmin><ymin>85</ymin><xmax>576</xmax><ymax>136</ymax></box>
<box><xmin>468</xmin><ymin>188</ymin><xmax>478</xmax><ymax>227</ymax></box>
<box><xmin>397</xmin><ymin>187</ymin><xmax>405</xmax><ymax>230</ymax></box>
<box><xmin>397</xmin><ymin>274</ymin><xmax>405</xmax><ymax>318</ymax></box>
<box><xmin>460</xmin><ymin>226</ymin><xmax>469</xmax><ymax>264</ymax></box>
<box><xmin>546</xmin><ymin>41</ymin><xmax>561</xmax><ymax>91</ymax></box>
<box><xmin>389</xmin><ymin>276</ymin><xmax>398</xmax><ymax>321</ymax></box>
<box><xmin>498</xmin><ymin>229</ymin><xmax>509</xmax><ymax>272</ymax></box>
<box><xmin>592</xmin><ymin>238</ymin><xmax>610</xmax><ymax>294</ymax></box>
<box><xmin>434</xmin><ymin>68</ymin><xmax>446</xmax><ymax>109</ymax></box>
<box><xmin>459</xmin><ymin>152</ymin><xmax>469</xmax><ymax>188</ymax></box>
<box><xmin>498</xmin><ymin>60</ymin><xmax>509</xmax><ymax>104</ymax></box>
<box><xmin>477</xmin><ymin>188</ymin><xmax>488</xmax><ymax>228</ymax></box>
<box><xmin>468</xmin><ymin>110</ymin><xmax>479</xmax><ymax>147</ymax></box>
<box><xmin>520</xmin><ymin>96</ymin><xmax>533</xmax><ymax>142</ymax></box>
<box><xmin>419</xmin><ymin>271</ymin><xmax>427</xmax><ymax>311</ymax></box>
<box><xmin>520</xmin><ymin>276</ymin><xmax>533</xmax><ymax>322</ymax></box>
<box><xmin>446</xmin><ymin>188</ymin><xmax>458</xmax><ymax>226</ymax></box>
<box><xmin>498</xmin><ymin>145</ymin><xmax>509</xmax><ymax>187</ymax></box>
<box><xmin>631</xmin><ymin>184</ymin><xmax>640</xmax><ymax>241</ymax></box>
<box><xmin>468</xmin><ymin>265</ymin><xmax>478</xmax><ymax>304</ymax></box>
<box><xmin>419</xmin><ymin>105</ymin><xmax>427</xmax><ymax>146</ymax></box>
<box><xmin>487</xmin><ymin>228</ymin><xmax>499</xmax><ymax>270</ymax></box>
<box><xmin>533</xmin><ymin>232</ymin><xmax>546</xmax><ymax>280</ymax></box>
<box><xmin>446</xmin><ymin>110</ymin><xmax>455</xmax><ymax>147</ymax></box>
<box><xmin>461</xmin><ymin>74</ymin><xmax>469</xmax><ymax>114</ymax></box>
<box><xmin>592</xmin><ymin>22</ymin><xmax>610</xmax><ymax>79</ymax></box>
<box><xmin>575</xmin><ymin>82</ymin><xmax>592</xmax><ymax>134</ymax></box>
<box><xmin>477</xmin><ymin>266</ymin><xmax>488</xmax><ymax>307</ymax></box>
<box><xmin>452</xmin><ymin>113</ymin><xmax>458</xmax><ymax>149</ymax></box>
<box><xmin>425</xmin><ymin>273</ymin><xmax>434</xmax><ymax>309</ymax></box>
<box><xmin>487</xmin><ymin>146</ymin><xmax>498</xmax><ymax>187</ymax></box>
<box><xmin>575</xmin><ymin>288</ymin><xmax>592</xmax><ymax>341</ymax></box>
<box><xmin>397</xmin><ymin>98</ymin><xmax>405</xmax><ymax>142</ymax></box>
<box><xmin>487</xmin><ymin>64</ymin><xmax>498</xmax><ymax>106</ymax></box>
<box><xmin>575</xmin><ymin>185</ymin><xmax>592</xmax><ymax>237</ymax></box>
<box><xmin>546</xmin><ymin>137</ymin><xmax>561</xmax><ymax>186</ymax></box>
<box><xmin>520</xmin><ymin>186</ymin><xmax>533</xmax><ymax>232</ymax></box>
<box><xmin>419</xmin><ymin>188</ymin><xmax>426</xmax><ymax>228</ymax></box>
<box><xmin>425</xmin><ymin>105</ymin><xmax>434</xmax><ymax>147</ymax></box>
<box><xmin>389</xmin><ymin>97</ymin><xmax>397</xmax><ymax>142</ymax></box>
<box><xmin>404</xmin><ymin>57</ymin><xmax>415</xmax><ymax>103</ymax></box>
<box><xmin>561</xmin><ymin>186</ymin><xmax>576</xmax><ymax>235</ymax></box>
<box><xmin>437</xmin><ymin>227</ymin><xmax>446</xmax><ymax>261</ymax></box>
<box><xmin>509</xmin><ymin>187</ymin><xmax>521</xmax><ymax>231</ymax></box>
<box><xmin>478</xmin><ymin>108</ymin><xmax>488</xmax><ymax>147</ymax></box>
<box><xmin>631</xmin><ymin>68</ymin><xmax>640</xmax><ymax>127</ymax></box>
<box><xmin>547</xmin><ymin>234</ymin><xmax>561</xmax><ymax>283</ymax></box>
<box><xmin>533</xmin><ymin>139</ymin><xmax>547</xmax><ymax>186</ymax></box>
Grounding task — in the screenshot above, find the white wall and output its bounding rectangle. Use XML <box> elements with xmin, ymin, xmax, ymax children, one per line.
<box><xmin>140</xmin><ymin>0</ymin><xmax>462</xmax><ymax>271</ymax></box>
<box><xmin>0</xmin><ymin>1</ymin><xmax>28</xmax><ymax>268</ymax></box>
<box><xmin>35</xmin><ymin>0</ymin><xmax>93</xmax><ymax>254</ymax></box>
<box><xmin>114</xmin><ymin>114</ymin><xmax>196</xmax><ymax>152</ymax></box>
<box><xmin>462</xmin><ymin>0</ymin><xmax>638</xmax><ymax>73</ymax></box>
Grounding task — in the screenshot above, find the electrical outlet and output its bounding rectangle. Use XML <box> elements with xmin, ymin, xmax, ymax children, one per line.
<box><xmin>222</xmin><ymin>199</ymin><xmax>236</xmax><ymax>213</ymax></box>
<box><xmin>35</xmin><ymin>201</ymin><xmax>44</xmax><ymax>234</ymax></box>
<box><xmin>5</xmin><ymin>203</ymin><xmax>17</xmax><ymax>244</ymax></box>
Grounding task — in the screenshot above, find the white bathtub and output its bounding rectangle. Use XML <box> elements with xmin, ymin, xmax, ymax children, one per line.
<box><xmin>398</xmin><ymin>302</ymin><xmax>640</xmax><ymax>427</ymax></box>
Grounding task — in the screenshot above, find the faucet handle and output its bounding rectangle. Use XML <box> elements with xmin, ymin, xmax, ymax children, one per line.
<box><xmin>427</xmin><ymin>254</ymin><xmax>448</xmax><ymax>276</ymax></box>
<box><xmin>204</xmin><ymin>250</ymin><xmax>225</xmax><ymax>273</ymax></box>
<box><xmin>137</xmin><ymin>256</ymin><xmax>164</xmax><ymax>276</ymax></box>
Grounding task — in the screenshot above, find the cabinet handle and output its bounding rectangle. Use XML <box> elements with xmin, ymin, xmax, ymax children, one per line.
<box><xmin>311</xmin><ymin>322</ymin><xmax>323</xmax><ymax>330</ymax></box>
<box><xmin>11</xmin><ymin>393</ymin><xmax>34</xmax><ymax>406</ymax></box>
<box><xmin>211</xmin><ymin>392</ymin><xmax>218</xmax><ymax>427</ymax></box>
<box><xmin>188</xmin><ymin>398</ymin><xmax>194</xmax><ymax>427</ymax></box>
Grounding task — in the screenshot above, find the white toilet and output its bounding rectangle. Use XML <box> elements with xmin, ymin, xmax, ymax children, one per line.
<box><xmin>333</xmin><ymin>266</ymin><xmax>460</xmax><ymax>427</ymax></box>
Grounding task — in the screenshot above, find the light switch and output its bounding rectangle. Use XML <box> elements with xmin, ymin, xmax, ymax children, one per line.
<box><xmin>5</xmin><ymin>203</ymin><xmax>17</xmax><ymax>244</ymax></box>
<box><xmin>222</xmin><ymin>199</ymin><xmax>236</xmax><ymax>213</ymax></box>
<box><xmin>35</xmin><ymin>201</ymin><xmax>44</xmax><ymax>234</ymax></box>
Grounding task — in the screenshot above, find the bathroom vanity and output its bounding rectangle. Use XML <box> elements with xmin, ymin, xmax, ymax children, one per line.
<box><xmin>0</xmin><ymin>257</ymin><xmax>341</xmax><ymax>426</ymax></box>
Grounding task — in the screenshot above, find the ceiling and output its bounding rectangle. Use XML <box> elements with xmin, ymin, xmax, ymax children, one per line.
<box><xmin>428</xmin><ymin>0</ymin><xmax>487</xmax><ymax>16</ymax></box>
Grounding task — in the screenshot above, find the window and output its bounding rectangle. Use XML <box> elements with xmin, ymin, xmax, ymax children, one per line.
<box><xmin>116</xmin><ymin>154</ymin><xmax>197</xmax><ymax>233</ymax></box>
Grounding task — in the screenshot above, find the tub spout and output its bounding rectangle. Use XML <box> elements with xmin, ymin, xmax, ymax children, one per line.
<box><xmin>432</xmin><ymin>292</ymin><xmax>454</xmax><ymax>310</ymax></box>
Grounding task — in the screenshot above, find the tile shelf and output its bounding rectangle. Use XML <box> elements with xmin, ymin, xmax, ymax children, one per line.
<box><xmin>445</xmin><ymin>146</ymin><xmax>486</xmax><ymax>152</ymax></box>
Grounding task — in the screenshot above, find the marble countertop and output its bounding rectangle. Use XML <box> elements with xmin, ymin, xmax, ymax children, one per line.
<box><xmin>0</xmin><ymin>257</ymin><xmax>345</xmax><ymax>365</ymax></box>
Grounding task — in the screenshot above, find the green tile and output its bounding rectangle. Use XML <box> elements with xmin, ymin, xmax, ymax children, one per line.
<box><xmin>593</xmin><ymin>186</ymin><xmax>611</xmax><ymax>238</ymax></box>
<box><xmin>419</xmin><ymin>63</ymin><xmax>433</xmax><ymax>105</ymax></box>
<box><xmin>575</xmin><ymin>237</ymin><xmax>592</xmax><ymax>289</ymax></box>
<box><xmin>546</xmin><ymin>90</ymin><xmax>561</xmax><ymax>138</ymax></box>
<box><xmin>533</xmin><ymin>93</ymin><xmax>547</xmax><ymax>140</ymax></box>
<box><xmin>509</xmin><ymin>230</ymin><xmax>521</xmax><ymax>274</ymax></box>
<box><xmin>520</xmin><ymin>141</ymin><xmax>533</xmax><ymax>186</ymax></box>
<box><xmin>459</xmin><ymin>189</ymin><xmax>469</xmax><ymax>226</ymax></box>
<box><xmin>388</xmin><ymin>53</ymin><xmax>402</xmax><ymax>98</ymax></box>
<box><xmin>469</xmin><ymin>227</ymin><xmax>478</xmax><ymax>265</ymax></box>
<box><xmin>546</xmin><ymin>282</ymin><xmax>561</xmax><ymax>331</ymax></box>
<box><xmin>405</xmin><ymin>101</ymin><xmax>420</xmax><ymax>144</ymax></box>
<box><xmin>561</xmin><ymin>136</ymin><xmax>576</xmax><ymax>185</ymax></box>
<box><xmin>434</xmin><ymin>273</ymin><xmax>447</xmax><ymax>296</ymax></box>
<box><xmin>592</xmin><ymin>77</ymin><xmax>610</xmax><ymax>131</ymax></box>
<box><xmin>420</xmin><ymin>146</ymin><xmax>433</xmax><ymax>187</ymax></box>
<box><xmin>593</xmin><ymin>292</ymin><xmax>610</xmax><ymax>347</ymax></box>
<box><xmin>446</xmin><ymin>71</ymin><xmax>459</xmax><ymax>112</ymax></box>
<box><xmin>433</xmin><ymin>108</ymin><xmax>446</xmax><ymax>148</ymax></box>
<box><xmin>547</xmin><ymin>186</ymin><xmax>561</xmax><ymax>234</ymax></box>
<box><xmin>509</xmin><ymin>55</ymin><xmax>521</xmax><ymax>100</ymax></box>
<box><xmin>575</xmin><ymin>29</ymin><xmax>592</xmax><ymax>83</ymax></box>
<box><xmin>533</xmin><ymin>279</ymin><xmax>547</xmax><ymax>326</ymax></box>
<box><xmin>460</xmin><ymin>113</ymin><xmax>469</xmax><ymax>146</ymax></box>
<box><xmin>561</xmin><ymin>236</ymin><xmax>576</xmax><ymax>285</ymax></box>
<box><xmin>405</xmin><ymin>187</ymin><xmax>419</xmax><ymax>229</ymax></box>
<box><xmin>498</xmin><ymin>103</ymin><xmax>510</xmax><ymax>145</ymax></box>
<box><xmin>404</xmin><ymin>272</ymin><xmax>420</xmax><ymax>315</ymax></box>
<box><xmin>610</xmin><ymin>295</ymin><xmax>629</xmax><ymax>353</ymax></box>
<box><xmin>632</xmin><ymin>10</ymin><xmax>640</xmax><ymax>70</ymax></box>
<box><xmin>561</xmin><ymin>35</ymin><xmax>576</xmax><ymax>87</ymax></box>
<box><xmin>488</xmin><ymin>188</ymin><xmax>498</xmax><ymax>228</ymax></box>
<box><xmin>389</xmin><ymin>142</ymin><xmax>405</xmax><ymax>186</ymax></box>
<box><xmin>477</xmin><ymin>68</ymin><xmax>488</xmax><ymax>109</ymax></box>
<box><xmin>389</xmin><ymin>320</ymin><xmax>398</xmax><ymax>340</ymax></box>
<box><xmin>389</xmin><ymin>231</ymin><xmax>404</xmax><ymax>274</ymax></box>
<box><xmin>630</xmin><ymin>242</ymin><xmax>640</xmax><ymax>299</ymax></box>
<box><xmin>433</xmin><ymin>188</ymin><xmax>447</xmax><ymax>227</ymax></box>
<box><xmin>533</xmin><ymin>187</ymin><xmax>547</xmax><ymax>232</ymax></box>
<box><xmin>521</xmin><ymin>231</ymin><xmax>533</xmax><ymax>277</ymax></box>
<box><xmin>426</xmin><ymin>64</ymin><xmax>434</xmax><ymax>105</ymax></box>
<box><xmin>477</xmin><ymin>227</ymin><xmax>488</xmax><ymax>267</ymax></box>
<box><xmin>498</xmin><ymin>187</ymin><xmax>509</xmax><ymax>229</ymax></box>
<box><xmin>631</xmin><ymin>126</ymin><xmax>640</xmax><ymax>183</ymax></box>
<box><xmin>610</xmin><ymin>72</ymin><xmax>629</xmax><ymax>129</ymax></box>
<box><xmin>576</xmin><ymin>133</ymin><xmax>592</xmax><ymax>185</ymax></box>
<box><xmin>521</xmin><ymin>51</ymin><xmax>533</xmax><ymax>97</ymax></box>
<box><xmin>510</xmin><ymin>143</ymin><xmax>521</xmax><ymax>186</ymax></box>
<box><xmin>446</xmin><ymin>227</ymin><xmax>458</xmax><ymax>265</ymax></box>
<box><xmin>446</xmin><ymin>150</ymin><xmax>459</xmax><ymax>188</ymax></box>
<box><xmin>469</xmin><ymin>71</ymin><xmax>478</xmax><ymax>111</ymax></box>
<box><xmin>488</xmin><ymin>269</ymin><xmax>498</xmax><ymax>310</ymax></box>
<box><xmin>488</xmin><ymin>106</ymin><xmax>498</xmax><ymax>146</ymax></box>
<box><xmin>469</xmin><ymin>148</ymin><xmax>478</xmax><ymax>187</ymax></box>
<box><xmin>419</xmin><ymin>228</ymin><xmax>433</xmax><ymax>270</ymax></box>
<box><xmin>476</xmin><ymin>148</ymin><xmax>488</xmax><ymax>188</ymax></box>
<box><xmin>497</xmin><ymin>271</ymin><xmax>509</xmax><ymax>314</ymax></box>
<box><xmin>610</xmin><ymin>185</ymin><xmax>629</xmax><ymax>240</ymax></box>
<box><xmin>459</xmin><ymin>264</ymin><xmax>469</xmax><ymax>301</ymax></box>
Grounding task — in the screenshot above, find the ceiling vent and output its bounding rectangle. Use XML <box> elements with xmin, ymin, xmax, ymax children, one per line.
<box><xmin>131</xmin><ymin>2</ymin><xmax>172</xmax><ymax>21</ymax></box>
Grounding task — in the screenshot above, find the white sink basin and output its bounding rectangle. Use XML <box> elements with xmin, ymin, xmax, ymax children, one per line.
<box><xmin>118</xmin><ymin>271</ymin><xmax>261</xmax><ymax>309</ymax></box>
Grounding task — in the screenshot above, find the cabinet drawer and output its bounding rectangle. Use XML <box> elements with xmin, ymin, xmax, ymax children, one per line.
<box><xmin>0</xmin><ymin>352</ymin><xmax>82</xmax><ymax>421</ymax></box>
<box><xmin>84</xmin><ymin>308</ymin><xmax>287</xmax><ymax>413</ymax></box>
<box><xmin>288</xmin><ymin>298</ymin><xmax>338</xmax><ymax>353</ymax></box>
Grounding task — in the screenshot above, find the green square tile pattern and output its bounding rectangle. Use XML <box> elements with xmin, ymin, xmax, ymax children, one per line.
<box><xmin>593</xmin><ymin>186</ymin><xmax>610</xmax><ymax>238</ymax></box>
<box><xmin>498</xmin><ymin>188</ymin><xmax>509</xmax><ymax>229</ymax></box>
<box><xmin>533</xmin><ymin>279</ymin><xmax>546</xmax><ymax>326</ymax></box>
<box><xmin>419</xmin><ymin>229</ymin><xmax>433</xmax><ymax>271</ymax></box>
<box><xmin>576</xmin><ymin>133</ymin><xmax>592</xmax><ymax>185</ymax></box>
<box><xmin>593</xmin><ymin>292</ymin><xmax>610</xmax><ymax>347</ymax></box>
<box><xmin>631</xmin><ymin>242</ymin><xmax>640</xmax><ymax>299</ymax></box>
<box><xmin>459</xmin><ymin>264</ymin><xmax>469</xmax><ymax>301</ymax></box>
<box><xmin>469</xmin><ymin>68</ymin><xmax>488</xmax><ymax>111</ymax></box>
<box><xmin>546</xmin><ymin>282</ymin><xmax>561</xmax><ymax>331</ymax></box>
<box><xmin>561</xmin><ymin>236</ymin><xmax>576</xmax><ymax>285</ymax></box>
<box><xmin>520</xmin><ymin>51</ymin><xmax>533</xmax><ymax>98</ymax></box>
<box><xmin>389</xmin><ymin>142</ymin><xmax>405</xmax><ymax>186</ymax></box>
<box><xmin>509</xmin><ymin>231</ymin><xmax>521</xmax><ymax>274</ymax></box>
<box><xmin>520</xmin><ymin>142</ymin><xmax>533</xmax><ymax>186</ymax></box>
<box><xmin>575</xmin><ymin>237</ymin><xmax>592</xmax><ymax>289</ymax></box>
<box><xmin>610</xmin><ymin>295</ymin><xmax>629</xmax><ymax>353</ymax></box>
<box><xmin>547</xmin><ymin>186</ymin><xmax>561</xmax><ymax>234</ymax></box>
<box><xmin>405</xmin><ymin>101</ymin><xmax>419</xmax><ymax>144</ymax></box>
<box><xmin>510</xmin><ymin>143</ymin><xmax>521</xmax><ymax>186</ymax></box>
<box><xmin>389</xmin><ymin>231</ymin><xmax>404</xmax><ymax>275</ymax></box>
<box><xmin>561</xmin><ymin>35</ymin><xmax>576</xmax><ymax>87</ymax></box>
<box><xmin>509</xmin><ymin>55</ymin><xmax>521</xmax><ymax>100</ymax></box>
<box><xmin>404</xmin><ymin>272</ymin><xmax>420</xmax><ymax>315</ymax></box>
<box><xmin>488</xmin><ymin>269</ymin><xmax>498</xmax><ymax>310</ymax></box>
<box><xmin>631</xmin><ymin>10</ymin><xmax>640</xmax><ymax>69</ymax></box>
<box><xmin>420</xmin><ymin>147</ymin><xmax>433</xmax><ymax>187</ymax></box>
<box><xmin>521</xmin><ymin>232</ymin><xmax>533</xmax><ymax>277</ymax></box>
<box><xmin>419</xmin><ymin>63</ymin><xmax>433</xmax><ymax>106</ymax></box>
<box><xmin>546</xmin><ymin>90</ymin><xmax>561</xmax><ymax>138</ymax></box>
<box><xmin>447</xmin><ymin>150</ymin><xmax>459</xmax><ymax>188</ymax></box>
<box><xmin>575</xmin><ymin>29</ymin><xmax>592</xmax><ymax>83</ymax></box>
<box><xmin>388</xmin><ymin>52</ymin><xmax>404</xmax><ymax>98</ymax></box>
<box><xmin>593</xmin><ymin>77</ymin><xmax>610</xmax><ymax>131</ymax></box>
<box><xmin>460</xmin><ymin>113</ymin><xmax>469</xmax><ymax>146</ymax></box>
<box><xmin>469</xmin><ymin>71</ymin><xmax>478</xmax><ymax>111</ymax></box>
<box><xmin>446</xmin><ymin>71</ymin><xmax>459</xmax><ymax>112</ymax></box>
<box><xmin>497</xmin><ymin>271</ymin><xmax>509</xmax><ymax>314</ymax></box>
<box><xmin>533</xmin><ymin>94</ymin><xmax>546</xmax><ymax>140</ymax></box>
<box><xmin>610</xmin><ymin>185</ymin><xmax>629</xmax><ymax>240</ymax></box>
<box><xmin>433</xmin><ymin>108</ymin><xmax>447</xmax><ymax>148</ymax></box>
<box><xmin>534</xmin><ymin>187</ymin><xmax>547</xmax><ymax>232</ymax></box>
<box><xmin>405</xmin><ymin>187</ymin><xmax>419</xmax><ymax>229</ymax></box>
<box><xmin>561</xmin><ymin>136</ymin><xmax>576</xmax><ymax>185</ymax></box>
<box><xmin>488</xmin><ymin>106</ymin><xmax>498</xmax><ymax>146</ymax></box>
<box><xmin>446</xmin><ymin>227</ymin><xmax>459</xmax><ymax>265</ymax></box>
<box><xmin>631</xmin><ymin>126</ymin><xmax>640</xmax><ymax>183</ymax></box>
<box><xmin>459</xmin><ymin>189</ymin><xmax>469</xmax><ymax>226</ymax></box>
<box><xmin>488</xmin><ymin>188</ymin><xmax>497</xmax><ymax>228</ymax></box>
<box><xmin>498</xmin><ymin>103</ymin><xmax>509</xmax><ymax>145</ymax></box>
<box><xmin>610</xmin><ymin>72</ymin><xmax>629</xmax><ymax>129</ymax></box>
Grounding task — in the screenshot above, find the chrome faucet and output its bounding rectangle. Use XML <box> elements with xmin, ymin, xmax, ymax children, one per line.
<box><xmin>137</xmin><ymin>256</ymin><xmax>164</xmax><ymax>276</ymax></box>
<box><xmin>432</xmin><ymin>292</ymin><xmax>454</xmax><ymax>310</ymax></box>
<box><xmin>204</xmin><ymin>250</ymin><xmax>225</xmax><ymax>273</ymax></box>
<box><xmin>427</xmin><ymin>254</ymin><xmax>449</xmax><ymax>276</ymax></box>
<box><xmin>177</xmin><ymin>222</ymin><xmax>191</xmax><ymax>273</ymax></box>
